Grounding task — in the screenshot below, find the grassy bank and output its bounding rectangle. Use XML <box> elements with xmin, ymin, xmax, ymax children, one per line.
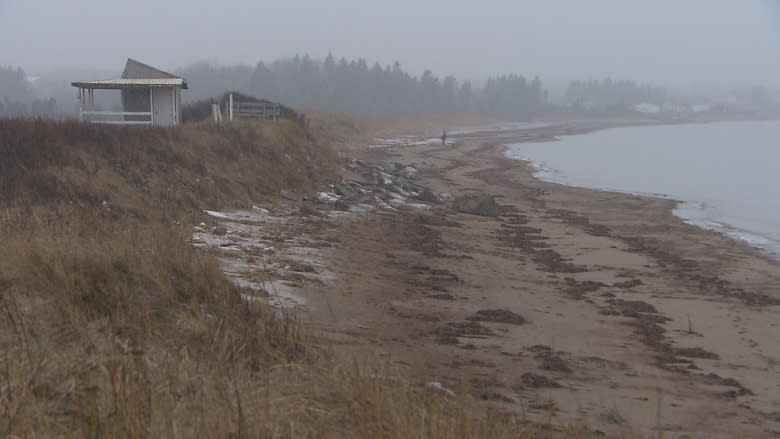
<box><xmin>0</xmin><ymin>118</ymin><xmax>529</xmax><ymax>437</ymax></box>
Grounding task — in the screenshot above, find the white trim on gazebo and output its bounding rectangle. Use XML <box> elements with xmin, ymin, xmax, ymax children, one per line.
<box><xmin>71</xmin><ymin>59</ymin><xmax>187</xmax><ymax>126</ymax></box>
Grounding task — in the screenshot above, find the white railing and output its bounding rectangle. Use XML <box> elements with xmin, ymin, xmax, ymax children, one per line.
<box><xmin>80</xmin><ymin>110</ymin><xmax>153</xmax><ymax>125</ymax></box>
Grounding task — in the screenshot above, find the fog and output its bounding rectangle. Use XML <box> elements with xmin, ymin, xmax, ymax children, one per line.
<box><xmin>2</xmin><ymin>0</ymin><xmax>780</xmax><ymax>86</ymax></box>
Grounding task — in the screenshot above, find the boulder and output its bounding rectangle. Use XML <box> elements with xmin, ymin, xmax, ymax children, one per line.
<box><xmin>438</xmin><ymin>192</ymin><xmax>455</xmax><ymax>204</ymax></box>
<box><xmin>280</xmin><ymin>189</ymin><xmax>300</xmax><ymax>201</ymax></box>
<box><xmin>298</xmin><ymin>204</ymin><xmax>326</xmax><ymax>217</ymax></box>
<box><xmin>399</xmin><ymin>166</ymin><xmax>418</xmax><ymax>179</ymax></box>
<box><xmin>452</xmin><ymin>193</ymin><xmax>498</xmax><ymax>217</ymax></box>
<box><xmin>416</xmin><ymin>188</ymin><xmax>440</xmax><ymax>203</ymax></box>
<box><xmin>333</xmin><ymin>183</ymin><xmax>354</xmax><ymax>197</ymax></box>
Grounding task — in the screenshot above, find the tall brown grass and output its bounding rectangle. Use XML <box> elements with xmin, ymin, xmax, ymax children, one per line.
<box><xmin>0</xmin><ymin>118</ymin><xmax>337</xmax><ymax>216</ymax></box>
<box><xmin>0</xmin><ymin>118</ymin><xmax>536</xmax><ymax>437</ymax></box>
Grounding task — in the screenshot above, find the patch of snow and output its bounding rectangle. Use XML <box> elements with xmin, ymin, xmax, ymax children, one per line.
<box><xmin>319</xmin><ymin>192</ymin><xmax>340</xmax><ymax>202</ymax></box>
<box><xmin>426</xmin><ymin>382</ymin><xmax>456</xmax><ymax>398</ymax></box>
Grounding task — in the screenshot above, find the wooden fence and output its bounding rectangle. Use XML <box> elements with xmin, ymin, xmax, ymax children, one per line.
<box><xmin>227</xmin><ymin>94</ymin><xmax>281</xmax><ymax>121</ymax></box>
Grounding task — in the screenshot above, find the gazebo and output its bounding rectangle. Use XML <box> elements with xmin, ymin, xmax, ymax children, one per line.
<box><xmin>72</xmin><ymin>59</ymin><xmax>187</xmax><ymax>126</ymax></box>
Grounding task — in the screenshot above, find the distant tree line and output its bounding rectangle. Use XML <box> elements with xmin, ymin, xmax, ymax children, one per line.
<box><xmin>1</xmin><ymin>57</ymin><xmax>695</xmax><ymax>121</ymax></box>
<box><xmin>0</xmin><ymin>66</ymin><xmax>58</xmax><ymax>117</ymax></box>
<box><xmin>179</xmin><ymin>54</ymin><xmax>548</xmax><ymax>119</ymax></box>
<box><xmin>565</xmin><ymin>78</ymin><xmax>667</xmax><ymax>110</ymax></box>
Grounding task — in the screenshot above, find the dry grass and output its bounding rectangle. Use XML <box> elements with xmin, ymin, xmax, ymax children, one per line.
<box><xmin>0</xmin><ymin>216</ymin><xmax>301</xmax><ymax>436</ymax></box>
<box><xmin>0</xmin><ymin>117</ymin><xmax>551</xmax><ymax>438</ymax></box>
<box><xmin>0</xmin><ymin>118</ymin><xmax>337</xmax><ymax>217</ymax></box>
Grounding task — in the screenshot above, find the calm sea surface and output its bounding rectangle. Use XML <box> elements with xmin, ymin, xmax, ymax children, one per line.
<box><xmin>506</xmin><ymin>121</ymin><xmax>780</xmax><ymax>259</ymax></box>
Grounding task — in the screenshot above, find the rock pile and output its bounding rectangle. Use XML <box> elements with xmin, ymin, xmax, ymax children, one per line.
<box><xmin>318</xmin><ymin>160</ymin><xmax>452</xmax><ymax>211</ymax></box>
<box><xmin>315</xmin><ymin>160</ymin><xmax>499</xmax><ymax>218</ymax></box>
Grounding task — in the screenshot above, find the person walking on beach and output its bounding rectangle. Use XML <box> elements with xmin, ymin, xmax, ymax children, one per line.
<box><xmin>441</xmin><ymin>130</ymin><xmax>447</xmax><ymax>145</ymax></box>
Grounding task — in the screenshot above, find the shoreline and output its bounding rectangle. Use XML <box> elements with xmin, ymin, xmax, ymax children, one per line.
<box><xmin>501</xmin><ymin>122</ymin><xmax>780</xmax><ymax>263</ymax></box>
<box><xmin>508</xmin><ymin>150</ymin><xmax>780</xmax><ymax>264</ymax></box>
<box><xmin>330</xmin><ymin>122</ymin><xmax>780</xmax><ymax>437</ymax></box>
<box><xmin>203</xmin><ymin>120</ymin><xmax>780</xmax><ymax>437</ymax></box>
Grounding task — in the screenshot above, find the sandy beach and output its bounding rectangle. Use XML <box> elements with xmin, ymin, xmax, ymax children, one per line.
<box><xmin>205</xmin><ymin>122</ymin><xmax>780</xmax><ymax>437</ymax></box>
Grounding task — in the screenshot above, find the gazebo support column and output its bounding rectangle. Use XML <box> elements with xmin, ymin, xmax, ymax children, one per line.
<box><xmin>79</xmin><ymin>88</ymin><xmax>85</xmax><ymax>121</ymax></box>
<box><xmin>149</xmin><ymin>88</ymin><xmax>154</xmax><ymax>125</ymax></box>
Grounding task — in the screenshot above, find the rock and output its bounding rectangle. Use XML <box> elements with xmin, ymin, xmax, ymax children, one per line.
<box><xmin>378</xmin><ymin>172</ymin><xmax>396</xmax><ymax>186</ymax></box>
<box><xmin>416</xmin><ymin>188</ymin><xmax>440</xmax><ymax>203</ymax></box>
<box><xmin>298</xmin><ymin>205</ymin><xmax>326</xmax><ymax>217</ymax></box>
<box><xmin>346</xmin><ymin>160</ymin><xmax>362</xmax><ymax>171</ymax></box>
<box><xmin>438</xmin><ymin>192</ymin><xmax>455</xmax><ymax>204</ymax></box>
<box><xmin>280</xmin><ymin>189</ymin><xmax>300</xmax><ymax>201</ymax></box>
<box><xmin>212</xmin><ymin>226</ymin><xmax>228</xmax><ymax>236</ymax></box>
<box><xmin>452</xmin><ymin>193</ymin><xmax>498</xmax><ymax>217</ymax></box>
<box><xmin>333</xmin><ymin>183</ymin><xmax>353</xmax><ymax>197</ymax></box>
<box><xmin>399</xmin><ymin>166</ymin><xmax>418</xmax><ymax>179</ymax></box>
<box><xmin>346</xmin><ymin>180</ymin><xmax>369</xmax><ymax>191</ymax></box>
<box><xmin>334</xmin><ymin>199</ymin><xmax>350</xmax><ymax>211</ymax></box>
<box><xmin>452</xmin><ymin>194</ymin><xmax>498</xmax><ymax>217</ymax></box>
<box><xmin>356</xmin><ymin>193</ymin><xmax>376</xmax><ymax>204</ymax></box>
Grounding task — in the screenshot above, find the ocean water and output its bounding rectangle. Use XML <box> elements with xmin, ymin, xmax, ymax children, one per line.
<box><xmin>505</xmin><ymin>121</ymin><xmax>780</xmax><ymax>259</ymax></box>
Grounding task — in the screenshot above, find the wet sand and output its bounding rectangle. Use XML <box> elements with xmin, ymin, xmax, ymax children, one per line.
<box><xmin>201</xmin><ymin>121</ymin><xmax>780</xmax><ymax>437</ymax></box>
<box><xmin>299</xmin><ymin>123</ymin><xmax>780</xmax><ymax>438</ymax></box>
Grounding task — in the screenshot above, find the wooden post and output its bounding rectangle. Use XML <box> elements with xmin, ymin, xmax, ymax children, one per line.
<box><xmin>229</xmin><ymin>93</ymin><xmax>234</xmax><ymax>121</ymax></box>
<box><xmin>172</xmin><ymin>88</ymin><xmax>176</xmax><ymax>125</ymax></box>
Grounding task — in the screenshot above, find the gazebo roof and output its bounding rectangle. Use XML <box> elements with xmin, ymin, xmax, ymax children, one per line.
<box><xmin>71</xmin><ymin>78</ymin><xmax>187</xmax><ymax>89</ymax></box>
<box><xmin>71</xmin><ymin>58</ymin><xmax>188</xmax><ymax>89</ymax></box>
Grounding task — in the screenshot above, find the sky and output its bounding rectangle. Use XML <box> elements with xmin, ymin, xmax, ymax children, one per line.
<box><xmin>2</xmin><ymin>0</ymin><xmax>780</xmax><ymax>86</ymax></box>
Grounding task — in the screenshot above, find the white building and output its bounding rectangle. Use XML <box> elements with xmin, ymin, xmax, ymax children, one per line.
<box><xmin>71</xmin><ymin>59</ymin><xmax>187</xmax><ymax>126</ymax></box>
<box><xmin>633</xmin><ymin>103</ymin><xmax>661</xmax><ymax>114</ymax></box>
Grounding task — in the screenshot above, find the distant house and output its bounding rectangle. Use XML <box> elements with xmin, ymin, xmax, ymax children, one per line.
<box><xmin>633</xmin><ymin>103</ymin><xmax>661</xmax><ymax>114</ymax></box>
<box><xmin>71</xmin><ymin>59</ymin><xmax>187</xmax><ymax>126</ymax></box>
